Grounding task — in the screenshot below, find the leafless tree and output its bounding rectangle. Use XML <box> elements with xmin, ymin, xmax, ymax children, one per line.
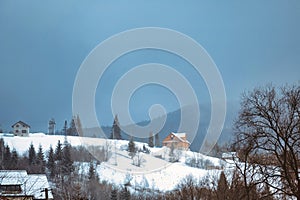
<box><xmin>233</xmin><ymin>84</ymin><xmax>300</xmax><ymax>199</ymax></box>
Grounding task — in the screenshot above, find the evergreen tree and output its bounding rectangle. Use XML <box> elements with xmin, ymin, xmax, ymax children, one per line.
<box><xmin>110</xmin><ymin>188</ymin><xmax>118</xmax><ymax>200</ymax></box>
<box><xmin>148</xmin><ymin>132</ymin><xmax>154</xmax><ymax>148</ymax></box>
<box><xmin>110</xmin><ymin>115</ymin><xmax>121</xmax><ymax>139</ymax></box>
<box><xmin>55</xmin><ymin>140</ymin><xmax>63</xmax><ymax>161</ymax></box>
<box><xmin>0</xmin><ymin>138</ymin><xmax>4</xmax><ymax>169</ymax></box>
<box><xmin>217</xmin><ymin>171</ymin><xmax>229</xmax><ymax>200</ymax></box>
<box><xmin>47</xmin><ymin>145</ymin><xmax>55</xmax><ymax>178</ymax></box>
<box><xmin>11</xmin><ymin>148</ymin><xmax>19</xmax><ymax>170</ymax></box>
<box><xmin>128</xmin><ymin>137</ymin><xmax>136</xmax><ymax>159</ymax></box>
<box><xmin>75</xmin><ymin>115</ymin><xmax>83</xmax><ymax>136</ymax></box>
<box><xmin>36</xmin><ymin>144</ymin><xmax>46</xmax><ymax>173</ymax></box>
<box><xmin>155</xmin><ymin>133</ymin><xmax>159</xmax><ymax>147</ymax></box>
<box><xmin>28</xmin><ymin>143</ymin><xmax>36</xmax><ymax>165</ymax></box>
<box><xmin>63</xmin><ymin>120</ymin><xmax>68</xmax><ymax>136</ymax></box>
<box><xmin>62</xmin><ymin>141</ymin><xmax>74</xmax><ymax>176</ymax></box>
<box><xmin>55</xmin><ymin>140</ymin><xmax>63</xmax><ymax>177</ymax></box>
<box><xmin>3</xmin><ymin>145</ymin><xmax>11</xmax><ymax>169</ymax></box>
<box><xmin>67</xmin><ymin>117</ymin><xmax>78</xmax><ymax>136</ymax></box>
<box><xmin>88</xmin><ymin>161</ymin><xmax>97</xmax><ymax>181</ymax></box>
<box><xmin>120</xmin><ymin>187</ymin><xmax>130</xmax><ymax>200</ymax></box>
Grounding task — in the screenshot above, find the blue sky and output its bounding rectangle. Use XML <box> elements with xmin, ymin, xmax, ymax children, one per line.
<box><xmin>0</xmin><ymin>0</ymin><xmax>299</xmax><ymax>132</ymax></box>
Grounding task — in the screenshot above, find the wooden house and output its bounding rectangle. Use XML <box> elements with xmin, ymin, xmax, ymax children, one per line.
<box><xmin>162</xmin><ymin>132</ymin><xmax>190</xmax><ymax>150</ymax></box>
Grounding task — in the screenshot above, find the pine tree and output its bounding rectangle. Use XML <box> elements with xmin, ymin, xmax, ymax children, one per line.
<box><xmin>11</xmin><ymin>148</ymin><xmax>19</xmax><ymax>170</ymax></box>
<box><xmin>120</xmin><ymin>187</ymin><xmax>130</xmax><ymax>200</ymax></box>
<box><xmin>110</xmin><ymin>188</ymin><xmax>118</xmax><ymax>200</ymax></box>
<box><xmin>3</xmin><ymin>145</ymin><xmax>11</xmax><ymax>169</ymax></box>
<box><xmin>0</xmin><ymin>138</ymin><xmax>4</xmax><ymax>169</ymax></box>
<box><xmin>155</xmin><ymin>133</ymin><xmax>159</xmax><ymax>147</ymax></box>
<box><xmin>67</xmin><ymin>117</ymin><xmax>78</xmax><ymax>136</ymax></box>
<box><xmin>63</xmin><ymin>120</ymin><xmax>68</xmax><ymax>136</ymax></box>
<box><xmin>75</xmin><ymin>115</ymin><xmax>83</xmax><ymax>136</ymax></box>
<box><xmin>55</xmin><ymin>140</ymin><xmax>63</xmax><ymax>177</ymax></box>
<box><xmin>55</xmin><ymin>140</ymin><xmax>63</xmax><ymax>161</ymax></box>
<box><xmin>36</xmin><ymin>145</ymin><xmax>46</xmax><ymax>173</ymax></box>
<box><xmin>110</xmin><ymin>115</ymin><xmax>121</xmax><ymax>139</ymax></box>
<box><xmin>217</xmin><ymin>171</ymin><xmax>229</xmax><ymax>200</ymax></box>
<box><xmin>62</xmin><ymin>141</ymin><xmax>74</xmax><ymax>176</ymax></box>
<box><xmin>148</xmin><ymin>132</ymin><xmax>154</xmax><ymax>148</ymax></box>
<box><xmin>47</xmin><ymin>145</ymin><xmax>55</xmax><ymax>178</ymax></box>
<box><xmin>28</xmin><ymin>143</ymin><xmax>36</xmax><ymax>165</ymax></box>
<box><xmin>128</xmin><ymin>137</ymin><xmax>136</xmax><ymax>159</ymax></box>
<box><xmin>88</xmin><ymin>161</ymin><xmax>97</xmax><ymax>181</ymax></box>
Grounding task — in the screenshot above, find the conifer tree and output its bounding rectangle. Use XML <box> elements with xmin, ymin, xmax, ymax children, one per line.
<box><xmin>0</xmin><ymin>138</ymin><xmax>5</xmax><ymax>169</ymax></box>
<box><xmin>67</xmin><ymin>117</ymin><xmax>78</xmax><ymax>136</ymax></box>
<box><xmin>110</xmin><ymin>188</ymin><xmax>118</xmax><ymax>200</ymax></box>
<box><xmin>3</xmin><ymin>145</ymin><xmax>11</xmax><ymax>169</ymax></box>
<box><xmin>155</xmin><ymin>133</ymin><xmax>159</xmax><ymax>147</ymax></box>
<box><xmin>120</xmin><ymin>187</ymin><xmax>130</xmax><ymax>200</ymax></box>
<box><xmin>63</xmin><ymin>120</ymin><xmax>68</xmax><ymax>136</ymax></box>
<box><xmin>28</xmin><ymin>143</ymin><xmax>36</xmax><ymax>165</ymax></box>
<box><xmin>110</xmin><ymin>115</ymin><xmax>121</xmax><ymax>139</ymax></box>
<box><xmin>55</xmin><ymin>140</ymin><xmax>63</xmax><ymax>161</ymax></box>
<box><xmin>62</xmin><ymin>141</ymin><xmax>74</xmax><ymax>176</ymax></box>
<box><xmin>47</xmin><ymin>145</ymin><xmax>55</xmax><ymax>178</ymax></box>
<box><xmin>36</xmin><ymin>144</ymin><xmax>46</xmax><ymax>173</ymax></box>
<box><xmin>75</xmin><ymin>115</ymin><xmax>83</xmax><ymax>136</ymax></box>
<box><xmin>128</xmin><ymin>137</ymin><xmax>136</xmax><ymax>159</ymax></box>
<box><xmin>148</xmin><ymin>132</ymin><xmax>154</xmax><ymax>148</ymax></box>
<box><xmin>217</xmin><ymin>171</ymin><xmax>229</xmax><ymax>200</ymax></box>
<box><xmin>88</xmin><ymin>161</ymin><xmax>97</xmax><ymax>181</ymax></box>
<box><xmin>11</xmin><ymin>148</ymin><xmax>19</xmax><ymax>170</ymax></box>
<box><xmin>55</xmin><ymin>140</ymin><xmax>63</xmax><ymax>177</ymax></box>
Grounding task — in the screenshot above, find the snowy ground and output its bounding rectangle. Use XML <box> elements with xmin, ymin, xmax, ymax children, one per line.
<box><xmin>0</xmin><ymin>133</ymin><xmax>235</xmax><ymax>191</ymax></box>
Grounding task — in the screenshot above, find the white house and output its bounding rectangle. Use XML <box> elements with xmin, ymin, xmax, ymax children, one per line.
<box><xmin>12</xmin><ymin>121</ymin><xmax>30</xmax><ymax>136</ymax></box>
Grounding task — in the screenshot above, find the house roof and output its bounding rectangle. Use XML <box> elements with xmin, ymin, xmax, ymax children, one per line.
<box><xmin>0</xmin><ymin>170</ymin><xmax>53</xmax><ymax>199</ymax></box>
<box><xmin>11</xmin><ymin>121</ymin><xmax>31</xmax><ymax>128</ymax></box>
<box><xmin>25</xmin><ymin>174</ymin><xmax>54</xmax><ymax>199</ymax></box>
<box><xmin>222</xmin><ymin>152</ymin><xmax>237</xmax><ymax>158</ymax></box>
<box><xmin>0</xmin><ymin>170</ymin><xmax>28</xmax><ymax>185</ymax></box>
<box><xmin>169</xmin><ymin>132</ymin><xmax>190</xmax><ymax>144</ymax></box>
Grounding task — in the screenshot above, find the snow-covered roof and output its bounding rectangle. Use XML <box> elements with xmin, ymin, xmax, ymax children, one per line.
<box><xmin>172</xmin><ymin>132</ymin><xmax>186</xmax><ymax>138</ymax></box>
<box><xmin>0</xmin><ymin>170</ymin><xmax>53</xmax><ymax>199</ymax></box>
<box><xmin>25</xmin><ymin>174</ymin><xmax>53</xmax><ymax>199</ymax></box>
<box><xmin>222</xmin><ymin>152</ymin><xmax>237</xmax><ymax>159</ymax></box>
<box><xmin>11</xmin><ymin>121</ymin><xmax>30</xmax><ymax>128</ymax></box>
<box><xmin>0</xmin><ymin>170</ymin><xmax>28</xmax><ymax>185</ymax></box>
<box><xmin>171</xmin><ymin>132</ymin><xmax>190</xmax><ymax>144</ymax></box>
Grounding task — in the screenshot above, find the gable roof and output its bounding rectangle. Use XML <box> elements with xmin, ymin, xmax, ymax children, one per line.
<box><xmin>0</xmin><ymin>170</ymin><xmax>53</xmax><ymax>199</ymax></box>
<box><xmin>11</xmin><ymin>121</ymin><xmax>30</xmax><ymax>128</ymax></box>
<box><xmin>169</xmin><ymin>132</ymin><xmax>190</xmax><ymax>144</ymax></box>
<box><xmin>0</xmin><ymin>170</ymin><xmax>28</xmax><ymax>185</ymax></box>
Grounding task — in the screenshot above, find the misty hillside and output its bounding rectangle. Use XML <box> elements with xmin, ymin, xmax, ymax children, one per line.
<box><xmin>84</xmin><ymin>103</ymin><xmax>238</xmax><ymax>152</ymax></box>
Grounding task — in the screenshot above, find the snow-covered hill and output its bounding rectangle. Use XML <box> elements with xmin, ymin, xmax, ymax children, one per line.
<box><xmin>0</xmin><ymin>133</ymin><xmax>234</xmax><ymax>191</ymax></box>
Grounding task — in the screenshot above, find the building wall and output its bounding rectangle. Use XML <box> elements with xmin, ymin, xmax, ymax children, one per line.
<box><xmin>162</xmin><ymin>134</ymin><xmax>189</xmax><ymax>150</ymax></box>
<box><xmin>12</xmin><ymin>123</ymin><xmax>29</xmax><ymax>136</ymax></box>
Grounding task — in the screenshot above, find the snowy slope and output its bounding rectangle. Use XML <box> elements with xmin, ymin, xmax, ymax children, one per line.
<box><xmin>0</xmin><ymin>133</ymin><xmax>234</xmax><ymax>191</ymax></box>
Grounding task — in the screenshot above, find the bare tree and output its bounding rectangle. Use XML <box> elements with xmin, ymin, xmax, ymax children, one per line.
<box><xmin>234</xmin><ymin>84</ymin><xmax>300</xmax><ymax>199</ymax></box>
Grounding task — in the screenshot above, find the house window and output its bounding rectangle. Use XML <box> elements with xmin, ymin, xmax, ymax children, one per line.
<box><xmin>16</xmin><ymin>130</ymin><xmax>19</xmax><ymax>133</ymax></box>
<box><xmin>16</xmin><ymin>124</ymin><xmax>19</xmax><ymax>128</ymax></box>
<box><xmin>22</xmin><ymin>130</ymin><xmax>27</xmax><ymax>133</ymax></box>
<box><xmin>23</xmin><ymin>125</ymin><xmax>26</xmax><ymax>127</ymax></box>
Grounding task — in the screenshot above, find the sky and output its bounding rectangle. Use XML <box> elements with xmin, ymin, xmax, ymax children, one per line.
<box><xmin>0</xmin><ymin>0</ymin><xmax>299</xmax><ymax>132</ymax></box>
